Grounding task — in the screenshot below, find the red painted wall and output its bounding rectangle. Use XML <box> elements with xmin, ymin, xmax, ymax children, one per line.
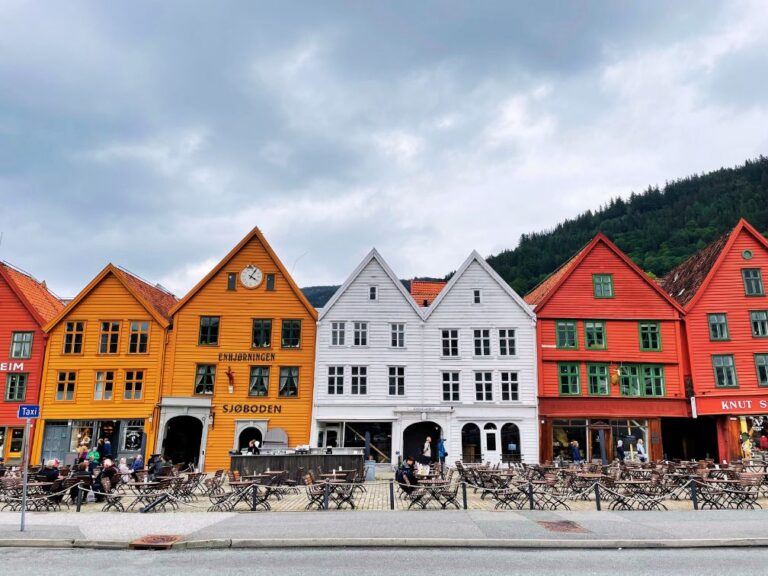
<box><xmin>0</xmin><ymin>275</ymin><xmax>47</xmax><ymax>428</ymax></box>
<box><xmin>686</xmin><ymin>229</ymin><xmax>768</xmax><ymax>405</ymax></box>
<box><xmin>535</xmin><ymin>238</ymin><xmax>688</xmax><ymax>415</ymax></box>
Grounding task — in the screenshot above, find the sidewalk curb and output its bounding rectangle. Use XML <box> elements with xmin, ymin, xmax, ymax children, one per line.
<box><xmin>2</xmin><ymin>537</ymin><xmax>768</xmax><ymax>550</ymax></box>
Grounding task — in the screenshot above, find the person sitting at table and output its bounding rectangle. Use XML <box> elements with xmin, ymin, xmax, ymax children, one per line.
<box><xmin>70</xmin><ymin>461</ymin><xmax>92</xmax><ymax>501</ymax></box>
<box><xmin>395</xmin><ymin>456</ymin><xmax>419</xmax><ymax>494</ymax></box>
<box><xmin>131</xmin><ymin>453</ymin><xmax>144</xmax><ymax>472</ymax></box>
<box><xmin>118</xmin><ymin>457</ymin><xmax>133</xmax><ymax>481</ymax></box>
<box><xmin>94</xmin><ymin>459</ymin><xmax>119</xmax><ymax>502</ymax></box>
<box><xmin>149</xmin><ymin>455</ymin><xmax>167</xmax><ymax>480</ymax></box>
<box><xmin>39</xmin><ymin>459</ymin><xmax>60</xmax><ymax>483</ymax></box>
<box><xmin>247</xmin><ymin>439</ymin><xmax>261</xmax><ymax>455</ymax></box>
<box><xmin>87</xmin><ymin>446</ymin><xmax>101</xmax><ymax>473</ymax></box>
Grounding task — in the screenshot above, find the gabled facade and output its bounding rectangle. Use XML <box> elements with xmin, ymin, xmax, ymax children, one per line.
<box><xmin>423</xmin><ymin>252</ymin><xmax>538</xmax><ymax>464</ymax></box>
<box><xmin>661</xmin><ymin>219</ymin><xmax>768</xmax><ymax>461</ymax></box>
<box><xmin>160</xmin><ymin>227</ymin><xmax>317</xmax><ymax>471</ymax></box>
<box><xmin>527</xmin><ymin>234</ymin><xmax>690</xmax><ymax>463</ymax></box>
<box><xmin>0</xmin><ymin>262</ymin><xmax>64</xmax><ymax>464</ymax></box>
<box><xmin>313</xmin><ymin>249</ymin><xmax>538</xmax><ymax>464</ymax></box>
<box><xmin>312</xmin><ymin>249</ymin><xmax>425</xmax><ymax>463</ymax></box>
<box><xmin>32</xmin><ymin>265</ymin><xmax>176</xmax><ymax>465</ymax></box>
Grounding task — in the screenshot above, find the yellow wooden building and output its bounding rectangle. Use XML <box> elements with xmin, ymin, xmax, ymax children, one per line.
<box><xmin>32</xmin><ymin>265</ymin><xmax>176</xmax><ymax>465</ymax></box>
<box><xmin>158</xmin><ymin>227</ymin><xmax>317</xmax><ymax>471</ymax></box>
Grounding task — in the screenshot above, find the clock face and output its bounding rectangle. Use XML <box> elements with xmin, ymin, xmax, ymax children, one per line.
<box><xmin>240</xmin><ymin>265</ymin><xmax>263</xmax><ymax>288</ymax></box>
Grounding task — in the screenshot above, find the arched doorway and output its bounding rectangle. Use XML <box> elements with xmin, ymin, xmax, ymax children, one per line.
<box><xmin>163</xmin><ymin>416</ymin><xmax>203</xmax><ymax>469</ymax></box>
<box><xmin>461</xmin><ymin>423</ymin><xmax>481</xmax><ymax>463</ymax></box>
<box><xmin>501</xmin><ymin>423</ymin><xmax>521</xmax><ymax>463</ymax></box>
<box><xmin>402</xmin><ymin>421</ymin><xmax>441</xmax><ymax>463</ymax></box>
<box><xmin>238</xmin><ymin>427</ymin><xmax>263</xmax><ymax>452</ymax></box>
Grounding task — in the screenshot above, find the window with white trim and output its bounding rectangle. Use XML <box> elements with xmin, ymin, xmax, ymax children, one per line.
<box><xmin>473</xmin><ymin>329</ymin><xmax>491</xmax><ymax>356</ymax></box>
<box><xmin>351</xmin><ymin>366</ymin><xmax>367</xmax><ymax>394</ymax></box>
<box><xmin>328</xmin><ymin>366</ymin><xmax>344</xmax><ymax>395</ymax></box>
<box><xmin>391</xmin><ymin>323</ymin><xmax>405</xmax><ymax>348</ymax></box>
<box><xmin>498</xmin><ymin>329</ymin><xmax>516</xmax><ymax>356</ymax></box>
<box><xmin>474</xmin><ymin>371</ymin><xmax>493</xmax><ymax>401</ymax></box>
<box><xmin>442</xmin><ymin>371</ymin><xmax>460</xmax><ymax>402</ymax></box>
<box><xmin>353</xmin><ymin>322</ymin><xmax>368</xmax><ymax>346</ymax></box>
<box><xmin>331</xmin><ymin>322</ymin><xmax>346</xmax><ymax>346</ymax></box>
<box><xmin>500</xmin><ymin>372</ymin><xmax>518</xmax><ymax>401</ymax></box>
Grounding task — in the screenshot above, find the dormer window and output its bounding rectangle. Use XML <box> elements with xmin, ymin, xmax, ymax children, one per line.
<box><xmin>369</xmin><ymin>286</ymin><xmax>378</xmax><ymax>301</ymax></box>
<box><xmin>473</xmin><ymin>289</ymin><xmax>481</xmax><ymax>304</ymax></box>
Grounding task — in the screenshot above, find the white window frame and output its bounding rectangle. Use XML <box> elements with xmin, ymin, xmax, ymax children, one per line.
<box><xmin>369</xmin><ymin>285</ymin><xmax>378</xmax><ymax>301</ymax></box>
<box><xmin>473</xmin><ymin>329</ymin><xmax>491</xmax><ymax>357</ymax></box>
<box><xmin>442</xmin><ymin>371</ymin><xmax>460</xmax><ymax>402</ymax></box>
<box><xmin>441</xmin><ymin>329</ymin><xmax>459</xmax><ymax>357</ymax></box>
<box><xmin>388</xmin><ymin>366</ymin><xmax>405</xmax><ymax>396</ymax></box>
<box><xmin>353</xmin><ymin>322</ymin><xmax>368</xmax><ymax>347</ymax></box>
<box><xmin>331</xmin><ymin>322</ymin><xmax>346</xmax><ymax>346</ymax></box>
<box><xmin>327</xmin><ymin>366</ymin><xmax>344</xmax><ymax>395</ymax></box>
<box><xmin>473</xmin><ymin>289</ymin><xmax>482</xmax><ymax>304</ymax></box>
<box><xmin>390</xmin><ymin>323</ymin><xmax>405</xmax><ymax>348</ymax></box>
<box><xmin>474</xmin><ymin>371</ymin><xmax>493</xmax><ymax>401</ymax></box>
<box><xmin>498</xmin><ymin>329</ymin><xmax>516</xmax><ymax>356</ymax></box>
<box><xmin>351</xmin><ymin>366</ymin><xmax>367</xmax><ymax>395</ymax></box>
<box><xmin>500</xmin><ymin>371</ymin><xmax>519</xmax><ymax>401</ymax></box>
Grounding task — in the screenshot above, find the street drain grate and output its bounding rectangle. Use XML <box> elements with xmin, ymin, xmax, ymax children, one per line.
<box><xmin>537</xmin><ymin>520</ymin><xmax>589</xmax><ymax>533</ymax></box>
<box><xmin>129</xmin><ymin>535</ymin><xmax>183</xmax><ymax>550</ymax></box>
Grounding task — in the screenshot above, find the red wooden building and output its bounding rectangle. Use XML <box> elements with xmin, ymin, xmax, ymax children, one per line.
<box><xmin>526</xmin><ymin>234</ymin><xmax>691</xmax><ymax>463</ymax></box>
<box><xmin>661</xmin><ymin>219</ymin><xmax>768</xmax><ymax>462</ymax></box>
<box><xmin>0</xmin><ymin>262</ymin><xmax>64</xmax><ymax>464</ymax></box>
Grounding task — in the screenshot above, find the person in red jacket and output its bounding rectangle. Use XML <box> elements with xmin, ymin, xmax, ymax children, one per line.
<box><xmin>759</xmin><ymin>434</ymin><xmax>768</xmax><ymax>451</ymax></box>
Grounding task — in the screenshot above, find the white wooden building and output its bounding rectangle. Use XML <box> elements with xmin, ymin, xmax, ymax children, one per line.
<box><xmin>311</xmin><ymin>249</ymin><xmax>538</xmax><ymax>465</ymax></box>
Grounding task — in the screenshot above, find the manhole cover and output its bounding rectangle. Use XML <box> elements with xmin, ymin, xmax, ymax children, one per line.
<box><xmin>129</xmin><ymin>535</ymin><xmax>183</xmax><ymax>550</ymax></box>
<box><xmin>537</xmin><ymin>520</ymin><xmax>589</xmax><ymax>533</ymax></box>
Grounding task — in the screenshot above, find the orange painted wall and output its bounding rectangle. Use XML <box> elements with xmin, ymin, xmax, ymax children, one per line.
<box><xmin>686</xmin><ymin>229</ymin><xmax>768</xmax><ymax>400</ymax></box>
<box><xmin>32</xmin><ymin>272</ymin><xmax>167</xmax><ymax>462</ymax></box>
<box><xmin>163</xmin><ymin>233</ymin><xmax>317</xmax><ymax>471</ymax></box>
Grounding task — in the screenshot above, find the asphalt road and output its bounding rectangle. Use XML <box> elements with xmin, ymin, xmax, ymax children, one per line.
<box><xmin>2</xmin><ymin>547</ymin><xmax>768</xmax><ymax>575</ymax></box>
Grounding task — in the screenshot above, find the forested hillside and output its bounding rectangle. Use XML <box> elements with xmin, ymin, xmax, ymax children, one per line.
<box><xmin>488</xmin><ymin>156</ymin><xmax>768</xmax><ymax>295</ymax></box>
<box><xmin>303</xmin><ymin>156</ymin><xmax>768</xmax><ymax>307</ymax></box>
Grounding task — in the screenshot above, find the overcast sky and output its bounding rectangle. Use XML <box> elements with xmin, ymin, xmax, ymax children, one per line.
<box><xmin>1</xmin><ymin>1</ymin><xmax>767</xmax><ymax>298</ymax></box>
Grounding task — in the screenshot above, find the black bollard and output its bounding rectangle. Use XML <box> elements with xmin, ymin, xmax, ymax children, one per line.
<box><xmin>76</xmin><ymin>484</ymin><xmax>83</xmax><ymax>513</ymax></box>
<box><xmin>389</xmin><ymin>479</ymin><xmax>395</xmax><ymax>510</ymax></box>
<box><xmin>527</xmin><ymin>482</ymin><xmax>535</xmax><ymax>510</ymax></box>
<box><xmin>251</xmin><ymin>482</ymin><xmax>257</xmax><ymax>511</ymax></box>
<box><xmin>594</xmin><ymin>483</ymin><xmax>602</xmax><ymax>511</ymax></box>
<box><xmin>323</xmin><ymin>481</ymin><xmax>330</xmax><ymax>510</ymax></box>
<box><xmin>690</xmin><ymin>481</ymin><xmax>699</xmax><ymax>510</ymax></box>
<box><xmin>462</xmin><ymin>482</ymin><xmax>468</xmax><ymax>510</ymax></box>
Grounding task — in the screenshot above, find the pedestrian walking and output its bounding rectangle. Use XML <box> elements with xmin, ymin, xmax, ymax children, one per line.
<box><xmin>437</xmin><ymin>437</ymin><xmax>447</xmax><ymax>476</ymax></box>
<box><xmin>422</xmin><ymin>436</ymin><xmax>432</xmax><ymax>465</ymax></box>
<box><xmin>616</xmin><ymin>439</ymin><xmax>625</xmax><ymax>462</ymax></box>
<box><xmin>636</xmin><ymin>438</ymin><xmax>647</xmax><ymax>463</ymax></box>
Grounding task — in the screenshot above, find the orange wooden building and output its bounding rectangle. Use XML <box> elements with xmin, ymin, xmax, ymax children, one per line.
<box><xmin>661</xmin><ymin>219</ymin><xmax>768</xmax><ymax>462</ymax></box>
<box><xmin>32</xmin><ymin>265</ymin><xmax>176</xmax><ymax>465</ymax></box>
<box><xmin>0</xmin><ymin>262</ymin><xmax>63</xmax><ymax>464</ymax></box>
<box><xmin>158</xmin><ymin>227</ymin><xmax>317</xmax><ymax>472</ymax></box>
<box><xmin>526</xmin><ymin>234</ymin><xmax>691</xmax><ymax>463</ymax></box>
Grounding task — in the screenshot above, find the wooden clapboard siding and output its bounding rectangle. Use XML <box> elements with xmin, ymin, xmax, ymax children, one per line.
<box><xmin>530</xmin><ymin>234</ymin><xmax>688</xmax><ymax>418</ymax></box>
<box><xmin>32</xmin><ymin>268</ymin><xmax>170</xmax><ymax>462</ymax></box>
<box><xmin>423</xmin><ymin>257</ymin><xmax>539</xmax><ymax>462</ymax></box>
<box><xmin>685</xmin><ymin>227</ymin><xmax>768</xmax><ymax>398</ymax></box>
<box><xmin>164</xmin><ymin>228</ymin><xmax>317</xmax><ymax>471</ymax></box>
<box><xmin>0</xmin><ymin>268</ymin><xmax>53</xmax><ymax>461</ymax></box>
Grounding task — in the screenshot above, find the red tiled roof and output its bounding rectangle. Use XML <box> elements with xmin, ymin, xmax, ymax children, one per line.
<box><xmin>524</xmin><ymin>244</ymin><xmax>589</xmax><ymax>307</ymax></box>
<box><xmin>659</xmin><ymin>231</ymin><xmax>731</xmax><ymax>307</ymax></box>
<box><xmin>1</xmin><ymin>261</ymin><xmax>65</xmax><ymax>324</ymax></box>
<box><xmin>113</xmin><ymin>267</ymin><xmax>177</xmax><ymax>320</ymax></box>
<box><xmin>410</xmin><ymin>280</ymin><xmax>446</xmax><ymax>307</ymax></box>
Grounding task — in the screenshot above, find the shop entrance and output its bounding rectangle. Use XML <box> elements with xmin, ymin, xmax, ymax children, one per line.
<box><xmin>461</xmin><ymin>423</ymin><xmax>482</xmax><ymax>463</ymax></box>
<box><xmin>662</xmin><ymin>416</ymin><xmax>718</xmax><ymax>460</ymax></box>
<box><xmin>402</xmin><ymin>421</ymin><xmax>441</xmax><ymax>464</ymax></box>
<box><xmin>238</xmin><ymin>427</ymin><xmax>263</xmax><ymax>452</ymax></box>
<box><xmin>163</xmin><ymin>416</ymin><xmax>203</xmax><ymax>469</ymax></box>
<box><xmin>501</xmin><ymin>423</ymin><xmax>521</xmax><ymax>463</ymax></box>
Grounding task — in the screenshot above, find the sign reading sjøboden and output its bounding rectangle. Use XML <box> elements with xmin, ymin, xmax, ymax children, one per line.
<box><xmin>17</xmin><ymin>404</ymin><xmax>39</xmax><ymax>419</ymax></box>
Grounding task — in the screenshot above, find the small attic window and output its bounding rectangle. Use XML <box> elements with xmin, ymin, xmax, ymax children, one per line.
<box><xmin>743</xmin><ymin>250</ymin><xmax>754</xmax><ymax>260</ymax></box>
<box><xmin>473</xmin><ymin>289</ymin><xmax>482</xmax><ymax>304</ymax></box>
<box><xmin>423</xmin><ymin>299</ymin><xmax>429</xmax><ymax>307</ymax></box>
<box><xmin>369</xmin><ymin>286</ymin><xmax>378</xmax><ymax>301</ymax></box>
<box><xmin>266</xmin><ymin>274</ymin><xmax>275</xmax><ymax>291</ymax></box>
<box><xmin>227</xmin><ymin>273</ymin><xmax>236</xmax><ymax>291</ymax></box>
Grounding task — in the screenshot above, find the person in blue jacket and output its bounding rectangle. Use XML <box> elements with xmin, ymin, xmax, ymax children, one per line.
<box><xmin>437</xmin><ymin>437</ymin><xmax>448</xmax><ymax>477</ymax></box>
<box><xmin>570</xmin><ymin>440</ymin><xmax>582</xmax><ymax>463</ymax></box>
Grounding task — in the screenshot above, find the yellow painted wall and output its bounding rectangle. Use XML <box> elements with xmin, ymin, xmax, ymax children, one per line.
<box><xmin>32</xmin><ymin>272</ymin><xmax>167</xmax><ymax>462</ymax></box>
<box><xmin>163</xmin><ymin>233</ymin><xmax>316</xmax><ymax>471</ymax></box>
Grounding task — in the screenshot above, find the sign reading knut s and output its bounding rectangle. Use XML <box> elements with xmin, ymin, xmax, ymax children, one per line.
<box><xmin>696</xmin><ymin>396</ymin><xmax>768</xmax><ymax>415</ymax></box>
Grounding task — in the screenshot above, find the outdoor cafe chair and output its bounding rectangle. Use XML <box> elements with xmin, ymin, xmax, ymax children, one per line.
<box><xmin>303</xmin><ymin>474</ymin><xmax>326</xmax><ymax>510</ymax></box>
<box><xmin>99</xmin><ymin>476</ymin><xmax>125</xmax><ymax>512</ymax></box>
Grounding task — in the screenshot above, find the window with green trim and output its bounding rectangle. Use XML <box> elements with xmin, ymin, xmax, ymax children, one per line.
<box><xmin>713</xmin><ymin>355</ymin><xmax>737</xmax><ymax>388</ymax></box>
<box><xmin>619</xmin><ymin>365</ymin><xmax>641</xmax><ymax>396</ymax></box>
<box><xmin>555</xmin><ymin>321</ymin><xmax>577</xmax><ymax>349</ymax></box>
<box><xmin>584</xmin><ymin>321</ymin><xmax>606</xmax><ymax>350</ymax></box>
<box><xmin>743</xmin><ymin>269</ymin><xmax>765</xmax><ymax>296</ymax></box>
<box><xmin>756</xmin><ymin>354</ymin><xmax>768</xmax><ymax>387</ymax></box>
<box><xmin>751</xmin><ymin>311</ymin><xmax>768</xmax><ymax>337</ymax></box>
<box><xmin>593</xmin><ymin>274</ymin><xmax>614</xmax><ymax>298</ymax></box>
<box><xmin>639</xmin><ymin>322</ymin><xmax>661</xmax><ymax>351</ymax></box>
<box><xmin>587</xmin><ymin>364</ymin><xmax>609</xmax><ymax>395</ymax></box>
<box><xmin>642</xmin><ymin>365</ymin><xmax>665</xmax><ymax>396</ymax></box>
<box><xmin>558</xmin><ymin>363</ymin><xmax>580</xmax><ymax>395</ymax></box>
<box><xmin>708</xmin><ymin>314</ymin><xmax>729</xmax><ymax>341</ymax></box>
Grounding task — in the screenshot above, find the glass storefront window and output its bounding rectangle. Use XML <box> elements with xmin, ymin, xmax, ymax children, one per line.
<box><xmin>610</xmin><ymin>419</ymin><xmax>648</xmax><ymax>460</ymax></box>
<box><xmin>551</xmin><ymin>419</ymin><xmax>587</xmax><ymax>463</ymax></box>
<box><xmin>9</xmin><ymin>428</ymin><xmax>24</xmax><ymax>453</ymax></box>
<box><xmin>70</xmin><ymin>421</ymin><xmax>95</xmax><ymax>451</ymax></box>
<box><xmin>122</xmin><ymin>420</ymin><xmax>144</xmax><ymax>452</ymax></box>
<box><xmin>343</xmin><ymin>422</ymin><xmax>392</xmax><ymax>463</ymax></box>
